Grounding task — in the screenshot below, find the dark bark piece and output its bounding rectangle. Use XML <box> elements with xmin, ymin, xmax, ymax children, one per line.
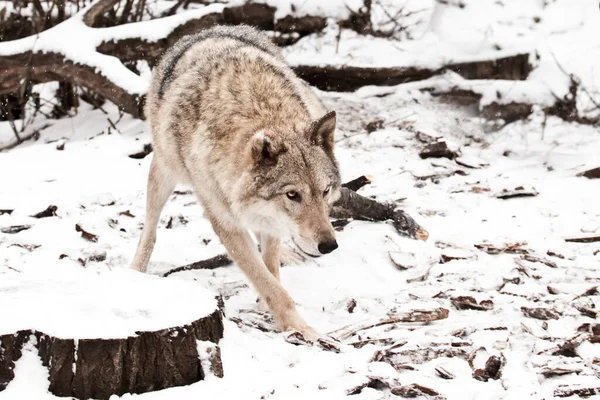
<box><xmin>495</xmin><ymin>186</ymin><xmax>538</xmax><ymax>199</ymax></box>
<box><xmin>521</xmin><ymin>254</ymin><xmax>557</xmax><ymax>268</ymax></box>
<box><xmin>551</xmin><ymin>333</ymin><xmax>590</xmax><ymax>357</ymax></box>
<box><xmin>128</xmin><ymin>143</ymin><xmax>153</xmax><ymax>159</ymax></box>
<box><xmin>521</xmin><ymin>307</ymin><xmax>559</xmax><ymax>320</ymax></box>
<box><xmin>163</xmin><ymin>254</ymin><xmax>233</xmax><ymax>277</ymax></box>
<box><xmin>31</xmin><ymin>205</ymin><xmax>57</xmax><ymax>218</ymax></box>
<box><xmin>1</xmin><ymin>306</ymin><xmax>224</xmax><ymax>399</ymax></box>
<box><xmin>294</xmin><ymin>53</ymin><xmax>531</xmax><ymax>92</ymax></box>
<box><xmin>565</xmin><ymin>235</ymin><xmax>600</xmax><ymax>243</ymax></box>
<box><xmin>451</xmin><ymin>296</ymin><xmax>494</xmax><ymax>311</ymax></box>
<box><xmin>75</xmin><ymin>223</ymin><xmax>99</xmax><ymax>243</ymax></box>
<box><xmin>342</xmin><ymin>175</ymin><xmax>372</xmax><ymax>192</ymax></box>
<box><xmin>331</xmin><ymin>218</ymin><xmax>350</xmax><ymax>230</ymax></box>
<box><xmin>435</xmin><ymin>366</ymin><xmax>455</xmax><ymax>379</ymax></box>
<box><xmin>419</xmin><ymin>141</ymin><xmax>457</xmax><ymax>160</ymax></box>
<box><xmin>474</xmin><ymin>242</ymin><xmax>528</xmax><ymax>255</ymax></box>
<box><xmin>0</xmin><ymin>209</ymin><xmax>13</xmax><ymax>215</ymax></box>
<box><xmin>472</xmin><ymin>355</ymin><xmax>504</xmax><ymax>382</ymax></box>
<box><xmin>331</xmin><ymin>187</ymin><xmax>428</xmax><ymax>241</ymax></box>
<box><xmin>346</xmin><ymin>298</ymin><xmax>357</xmax><ymax>313</ymax></box>
<box><xmin>540</xmin><ymin>366</ymin><xmax>583</xmax><ymax>378</ymax></box>
<box><xmin>576</xmin><ymin>323</ymin><xmax>600</xmax><ymax>335</ymax></box>
<box><xmin>554</xmin><ymin>386</ymin><xmax>600</xmax><ymax>398</ymax></box>
<box><xmin>578</xmin><ymin>167</ymin><xmax>600</xmax><ymax>179</ymax></box>
<box><xmin>1</xmin><ymin>225</ymin><xmax>31</xmax><ymax>234</ymax></box>
<box><xmin>391</xmin><ymin>383</ymin><xmax>440</xmax><ymax>397</ymax></box>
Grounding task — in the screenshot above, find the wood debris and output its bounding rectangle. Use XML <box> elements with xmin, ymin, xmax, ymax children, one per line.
<box><xmin>1</xmin><ymin>225</ymin><xmax>32</xmax><ymax>234</ymax></box>
<box><xmin>31</xmin><ymin>205</ymin><xmax>57</xmax><ymax>218</ymax></box>
<box><xmin>495</xmin><ymin>186</ymin><xmax>538</xmax><ymax>199</ymax></box>
<box><xmin>521</xmin><ymin>307</ymin><xmax>560</xmax><ymax>320</ymax></box>
<box><xmin>451</xmin><ymin>296</ymin><xmax>494</xmax><ymax>311</ymax></box>
<box><xmin>75</xmin><ymin>224</ymin><xmax>98</xmax><ymax>243</ymax></box>
<box><xmin>419</xmin><ymin>140</ymin><xmax>458</xmax><ymax>160</ymax></box>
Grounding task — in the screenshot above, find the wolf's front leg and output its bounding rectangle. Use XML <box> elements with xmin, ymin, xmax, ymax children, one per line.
<box><xmin>211</xmin><ymin>217</ymin><xmax>317</xmax><ymax>340</ymax></box>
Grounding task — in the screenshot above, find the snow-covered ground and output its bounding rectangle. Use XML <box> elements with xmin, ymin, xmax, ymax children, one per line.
<box><xmin>1</xmin><ymin>0</ymin><xmax>600</xmax><ymax>399</ymax></box>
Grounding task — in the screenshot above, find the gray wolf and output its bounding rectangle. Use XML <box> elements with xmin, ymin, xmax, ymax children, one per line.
<box><xmin>131</xmin><ymin>25</ymin><xmax>341</xmax><ymax>339</ymax></box>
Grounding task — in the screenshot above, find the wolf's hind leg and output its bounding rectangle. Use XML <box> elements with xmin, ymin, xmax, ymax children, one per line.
<box><xmin>131</xmin><ymin>158</ymin><xmax>175</xmax><ymax>273</ymax></box>
<box><xmin>210</xmin><ymin>217</ymin><xmax>317</xmax><ymax>339</ymax></box>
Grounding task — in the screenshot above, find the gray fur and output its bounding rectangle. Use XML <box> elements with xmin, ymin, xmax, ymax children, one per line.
<box><xmin>132</xmin><ymin>25</ymin><xmax>341</xmax><ymax>340</ymax></box>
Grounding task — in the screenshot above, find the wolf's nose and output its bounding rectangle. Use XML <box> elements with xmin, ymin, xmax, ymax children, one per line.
<box><xmin>318</xmin><ymin>240</ymin><xmax>338</xmax><ymax>255</ymax></box>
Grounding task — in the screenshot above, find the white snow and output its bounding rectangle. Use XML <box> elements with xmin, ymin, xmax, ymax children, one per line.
<box><xmin>1</xmin><ymin>0</ymin><xmax>600</xmax><ymax>399</ymax></box>
<box><xmin>0</xmin><ymin>264</ymin><xmax>218</xmax><ymax>338</ymax></box>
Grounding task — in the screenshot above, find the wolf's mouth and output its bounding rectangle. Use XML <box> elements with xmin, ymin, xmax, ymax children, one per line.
<box><xmin>292</xmin><ymin>238</ymin><xmax>321</xmax><ymax>258</ymax></box>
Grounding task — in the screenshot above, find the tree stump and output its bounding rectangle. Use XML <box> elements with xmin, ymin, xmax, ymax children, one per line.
<box><xmin>0</xmin><ymin>267</ymin><xmax>224</xmax><ymax>399</ymax></box>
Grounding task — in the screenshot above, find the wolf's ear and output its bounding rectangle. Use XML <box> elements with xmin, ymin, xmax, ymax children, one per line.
<box><xmin>250</xmin><ymin>131</ymin><xmax>286</xmax><ymax>167</ymax></box>
<box><xmin>309</xmin><ymin>111</ymin><xmax>336</xmax><ymax>152</ymax></box>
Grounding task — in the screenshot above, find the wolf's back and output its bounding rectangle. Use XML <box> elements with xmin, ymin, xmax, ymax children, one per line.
<box><xmin>148</xmin><ymin>25</ymin><xmax>282</xmax><ymax>105</ymax></box>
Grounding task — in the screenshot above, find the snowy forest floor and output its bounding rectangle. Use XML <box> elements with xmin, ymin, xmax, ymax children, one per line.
<box><xmin>1</xmin><ymin>84</ymin><xmax>599</xmax><ymax>399</ymax></box>
<box><xmin>2</xmin><ymin>0</ymin><xmax>600</xmax><ymax>398</ymax></box>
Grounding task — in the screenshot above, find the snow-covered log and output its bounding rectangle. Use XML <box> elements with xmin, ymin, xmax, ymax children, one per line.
<box><xmin>0</xmin><ymin>268</ymin><xmax>224</xmax><ymax>399</ymax></box>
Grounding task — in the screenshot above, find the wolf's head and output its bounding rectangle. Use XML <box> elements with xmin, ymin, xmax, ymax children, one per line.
<box><xmin>234</xmin><ymin>111</ymin><xmax>341</xmax><ymax>257</ymax></box>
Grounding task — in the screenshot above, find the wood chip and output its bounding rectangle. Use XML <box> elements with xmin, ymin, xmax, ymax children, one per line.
<box><xmin>31</xmin><ymin>205</ymin><xmax>57</xmax><ymax>218</ymax></box>
<box><xmin>342</xmin><ymin>175</ymin><xmax>373</xmax><ymax>192</ymax></box>
<box><xmin>495</xmin><ymin>186</ymin><xmax>538</xmax><ymax>199</ymax></box>
<box><xmin>391</xmin><ymin>383</ymin><xmax>440</xmax><ymax>397</ymax></box>
<box><xmin>521</xmin><ymin>254</ymin><xmax>557</xmax><ymax>268</ymax></box>
<box><xmin>475</xmin><ymin>242</ymin><xmax>528</xmax><ymax>255</ymax></box>
<box><xmin>128</xmin><ymin>143</ymin><xmax>153</xmax><ymax>159</ymax></box>
<box><xmin>521</xmin><ymin>307</ymin><xmax>559</xmax><ymax>320</ymax></box>
<box><xmin>347</xmin><ymin>298</ymin><xmax>357</xmax><ymax>313</ymax></box>
<box><xmin>435</xmin><ymin>366</ymin><xmax>455</xmax><ymax>380</ymax></box>
<box><xmin>578</xmin><ymin>167</ymin><xmax>600</xmax><ymax>179</ymax></box>
<box><xmin>452</xmin><ymin>296</ymin><xmax>494</xmax><ymax>311</ymax></box>
<box><xmin>118</xmin><ymin>210</ymin><xmax>135</xmax><ymax>218</ymax></box>
<box><xmin>551</xmin><ymin>333</ymin><xmax>591</xmax><ymax>357</ymax></box>
<box><xmin>565</xmin><ymin>235</ymin><xmax>600</xmax><ymax>243</ymax></box>
<box><xmin>1</xmin><ymin>225</ymin><xmax>32</xmax><ymax>234</ymax></box>
<box><xmin>472</xmin><ymin>355</ymin><xmax>504</xmax><ymax>381</ymax></box>
<box><xmin>554</xmin><ymin>385</ymin><xmax>600</xmax><ymax>398</ymax></box>
<box><xmin>419</xmin><ymin>140</ymin><xmax>458</xmax><ymax>160</ymax></box>
<box><xmin>75</xmin><ymin>224</ymin><xmax>99</xmax><ymax>242</ymax></box>
<box><xmin>540</xmin><ymin>366</ymin><xmax>583</xmax><ymax>378</ymax></box>
<box><xmin>0</xmin><ymin>209</ymin><xmax>14</xmax><ymax>215</ymax></box>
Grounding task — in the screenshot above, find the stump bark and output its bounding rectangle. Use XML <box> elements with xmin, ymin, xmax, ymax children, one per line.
<box><xmin>0</xmin><ymin>309</ymin><xmax>223</xmax><ymax>399</ymax></box>
<box><xmin>0</xmin><ymin>268</ymin><xmax>225</xmax><ymax>399</ymax></box>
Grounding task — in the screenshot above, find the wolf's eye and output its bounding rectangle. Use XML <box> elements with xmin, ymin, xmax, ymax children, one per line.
<box><xmin>323</xmin><ymin>186</ymin><xmax>331</xmax><ymax>197</ymax></box>
<box><xmin>286</xmin><ymin>191</ymin><xmax>299</xmax><ymax>201</ymax></box>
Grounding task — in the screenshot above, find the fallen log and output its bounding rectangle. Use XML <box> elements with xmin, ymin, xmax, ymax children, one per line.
<box><xmin>331</xmin><ymin>187</ymin><xmax>429</xmax><ymax>241</ymax></box>
<box><xmin>0</xmin><ymin>268</ymin><xmax>224</xmax><ymax>399</ymax></box>
<box><xmin>293</xmin><ymin>53</ymin><xmax>531</xmax><ymax>92</ymax></box>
